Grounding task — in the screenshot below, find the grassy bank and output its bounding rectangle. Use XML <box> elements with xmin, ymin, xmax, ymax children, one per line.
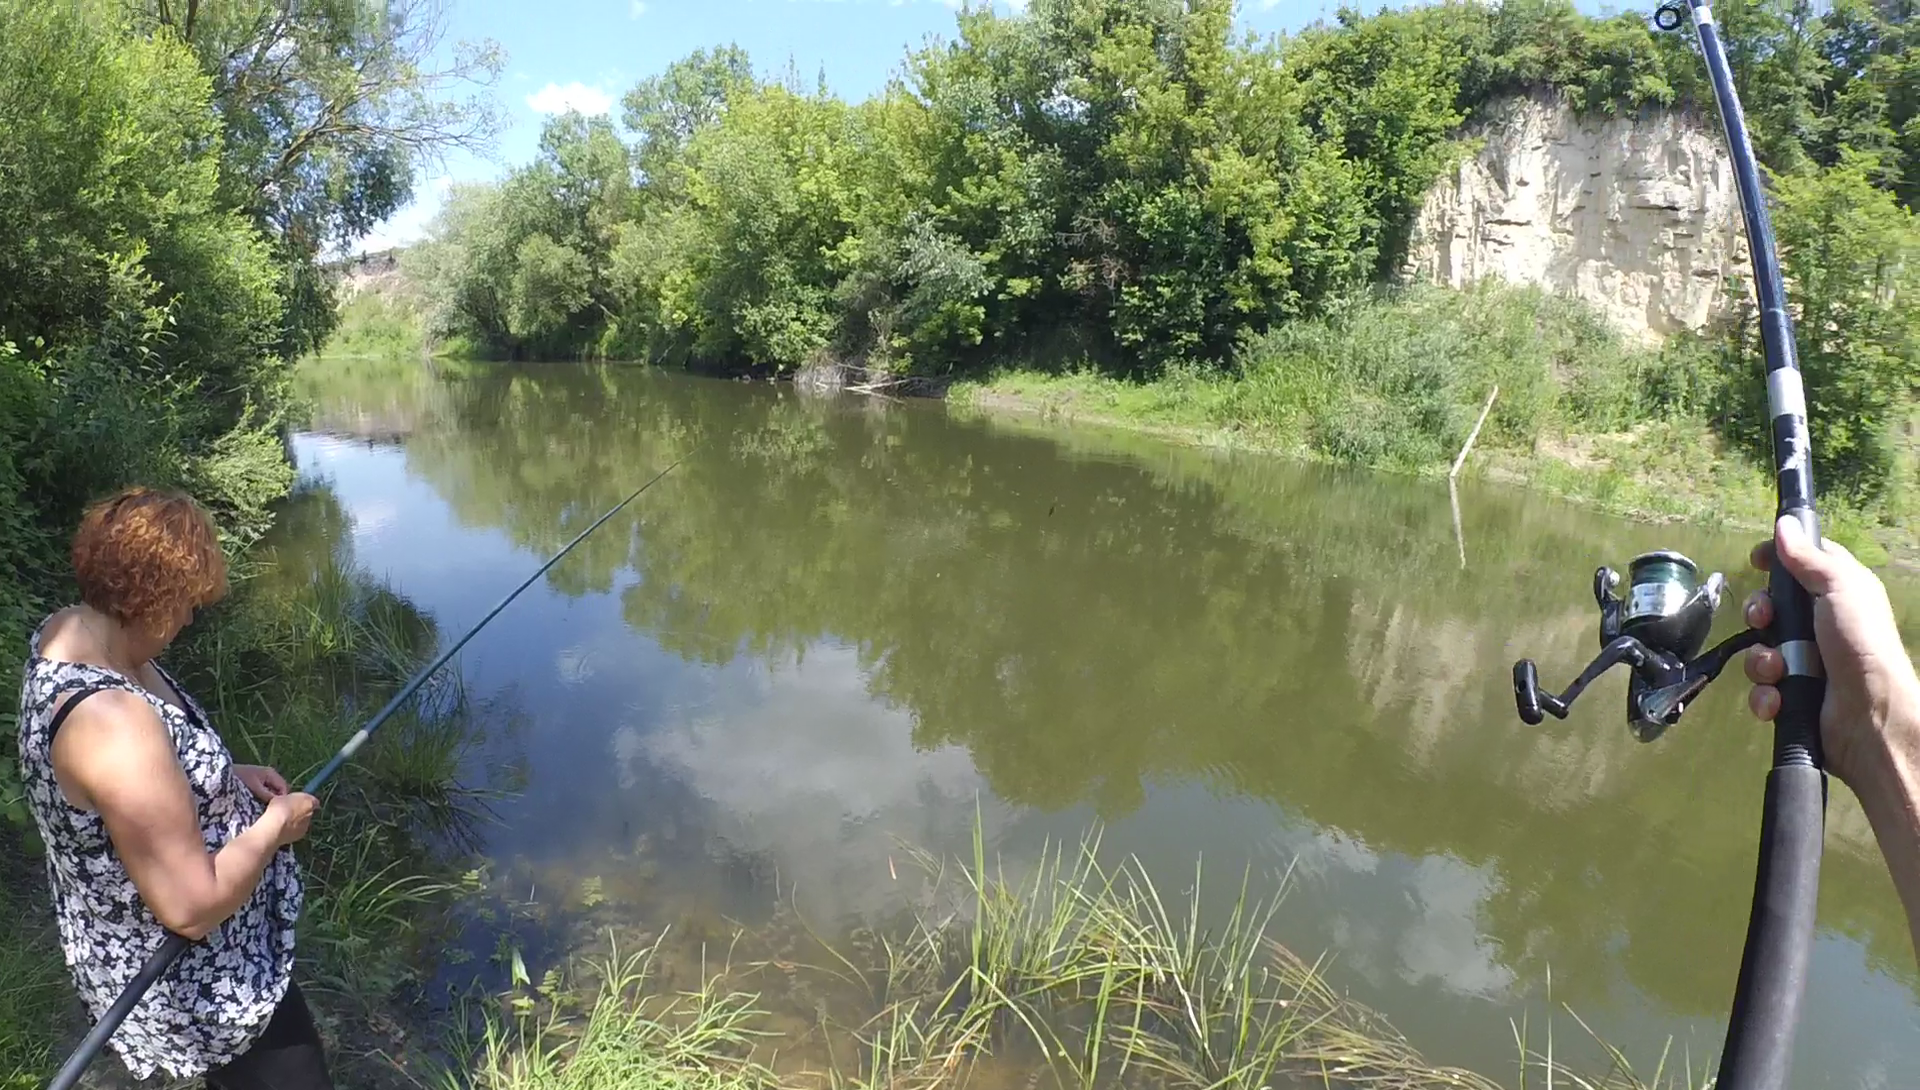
<box><xmin>450</xmin><ymin>831</ymin><xmax>1707</xmax><ymax>1090</ymax></box>
<box><xmin>0</xmin><ymin>482</ymin><xmax>488</xmax><ymax>1089</ymax></box>
<box><xmin>949</xmin><ymin>284</ymin><xmax>1914</xmax><ymax>565</ymax></box>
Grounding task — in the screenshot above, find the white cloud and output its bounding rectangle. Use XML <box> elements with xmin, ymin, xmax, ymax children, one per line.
<box><xmin>624</xmin><ymin>647</ymin><xmax>1008</xmax><ymax>922</ymax></box>
<box><xmin>526</xmin><ymin>81</ymin><xmax>615</xmax><ymax>116</ymax></box>
<box><xmin>629</xmin><ymin>0</ymin><xmax>646</xmax><ymax>15</ymax></box>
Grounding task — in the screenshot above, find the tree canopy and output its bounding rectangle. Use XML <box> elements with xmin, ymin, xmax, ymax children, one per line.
<box><xmin>409</xmin><ymin>0</ymin><xmax>1919</xmax><ymax>499</ymax></box>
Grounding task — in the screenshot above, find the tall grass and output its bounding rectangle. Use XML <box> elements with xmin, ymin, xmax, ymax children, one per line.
<box><xmin>956</xmin><ymin>283</ymin><xmax>1661</xmax><ymax>472</ymax></box>
<box><xmin>454</xmin><ymin>825</ymin><xmax>1713</xmax><ymax>1090</ymax></box>
<box><xmin>0</xmin><ymin>843</ymin><xmax>66</xmax><ymax>1090</ymax></box>
<box><xmin>847</xmin><ymin>828</ymin><xmax>1503</xmax><ymax>1090</ymax></box>
<box><xmin>449</xmin><ymin>938</ymin><xmax>780</xmax><ymax>1090</ymax></box>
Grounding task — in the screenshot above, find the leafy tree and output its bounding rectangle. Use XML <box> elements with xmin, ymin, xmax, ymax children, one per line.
<box><xmin>622</xmin><ymin>45</ymin><xmax>756</xmax><ymax>197</ymax></box>
<box><xmin>141</xmin><ymin>0</ymin><xmax>504</xmax><ymax>357</ymax></box>
<box><xmin>508</xmin><ymin>235</ymin><xmax>594</xmax><ymax>346</ymax></box>
<box><xmin>1727</xmin><ymin>153</ymin><xmax>1920</xmax><ymax>499</ymax></box>
<box><xmin>401</xmin><ymin>0</ymin><xmax>1918</xmax><ymax>501</ymax></box>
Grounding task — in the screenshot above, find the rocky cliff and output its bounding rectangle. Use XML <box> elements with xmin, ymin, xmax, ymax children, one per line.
<box><xmin>1405</xmin><ymin>95</ymin><xmax>1751</xmax><ymax>342</ymax></box>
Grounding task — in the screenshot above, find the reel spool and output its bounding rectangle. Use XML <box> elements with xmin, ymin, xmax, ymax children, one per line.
<box><xmin>1513</xmin><ymin>549</ymin><xmax>1763</xmax><ymax>741</ymax></box>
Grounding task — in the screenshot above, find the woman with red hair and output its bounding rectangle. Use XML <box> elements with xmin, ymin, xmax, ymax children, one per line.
<box><xmin>14</xmin><ymin>486</ymin><xmax>331</xmax><ymax>1089</ymax></box>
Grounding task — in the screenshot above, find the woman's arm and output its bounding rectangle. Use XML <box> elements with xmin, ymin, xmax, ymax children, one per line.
<box><xmin>51</xmin><ymin>691</ymin><xmax>315</xmax><ymax>941</ymax></box>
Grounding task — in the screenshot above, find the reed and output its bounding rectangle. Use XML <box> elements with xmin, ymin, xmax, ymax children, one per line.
<box><xmin>450</xmin><ymin>937</ymin><xmax>780</xmax><ymax>1090</ymax></box>
<box><xmin>445</xmin><ymin>825</ymin><xmax>1714</xmax><ymax>1090</ymax></box>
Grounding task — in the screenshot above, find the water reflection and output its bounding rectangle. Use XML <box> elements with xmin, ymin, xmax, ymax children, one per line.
<box><xmin>287</xmin><ymin>358</ymin><xmax>1920</xmax><ymax>1085</ymax></box>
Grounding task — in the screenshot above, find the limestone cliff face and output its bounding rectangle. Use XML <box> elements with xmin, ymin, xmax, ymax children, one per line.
<box><xmin>1405</xmin><ymin>95</ymin><xmax>1751</xmax><ymax>342</ymax></box>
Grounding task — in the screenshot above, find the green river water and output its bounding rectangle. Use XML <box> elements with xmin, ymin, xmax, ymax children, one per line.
<box><xmin>286</xmin><ymin>358</ymin><xmax>1920</xmax><ymax>1086</ymax></box>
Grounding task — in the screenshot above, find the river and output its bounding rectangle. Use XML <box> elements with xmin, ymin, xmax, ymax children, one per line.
<box><xmin>285</xmin><ymin>358</ymin><xmax>1920</xmax><ymax>1086</ymax></box>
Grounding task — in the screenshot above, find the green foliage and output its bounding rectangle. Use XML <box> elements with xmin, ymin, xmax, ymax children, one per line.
<box><xmin>400</xmin><ymin>0</ymin><xmax>1913</xmax><ymax>422</ymax></box>
<box><xmin>451</xmin><ymin>941</ymin><xmax>777</xmax><ymax>1090</ymax></box>
<box><xmin>387</xmin><ymin>0</ymin><xmax>1920</xmax><ymax>510</ymax></box>
<box><xmin>957</xmin><ymin>284</ymin><xmax>1659</xmax><ymax>472</ymax></box>
<box><xmin>0</xmin><ymin>840</ymin><xmax>64</xmax><ymax>1090</ymax></box>
<box><xmin>143</xmin><ymin>0</ymin><xmax>503</xmax><ymax>357</ymax></box>
<box><xmin>0</xmin><ymin>0</ymin><xmax>477</xmax><ymax>832</ymax></box>
<box><xmin>509</xmin><ymin>236</ymin><xmax>595</xmax><ymax>343</ymax></box>
<box><xmin>1766</xmin><ymin>153</ymin><xmax>1919</xmax><ymax>501</ymax></box>
<box><xmin>329</xmin><ymin>290</ymin><xmax>430</xmax><ymax>358</ymax></box>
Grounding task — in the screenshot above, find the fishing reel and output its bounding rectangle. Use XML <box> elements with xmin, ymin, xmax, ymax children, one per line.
<box><xmin>1513</xmin><ymin>551</ymin><xmax>1766</xmax><ymax>741</ymax></box>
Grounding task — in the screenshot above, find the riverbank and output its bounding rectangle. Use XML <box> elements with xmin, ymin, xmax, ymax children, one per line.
<box><xmin>946</xmin><ymin>287</ymin><xmax>1916</xmax><ymax>568</ymax></box>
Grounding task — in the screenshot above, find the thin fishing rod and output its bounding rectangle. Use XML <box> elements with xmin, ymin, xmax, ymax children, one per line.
<box><xmin>1506</xmin><ymin>3</ymin><xmax>1826</xmax><ymax>1084</ymax></box>
<box><xmin>1655</xmin><ymin>1</ymin><xmax>1828</xmax><ymax>1085</ymax></box>
<box><xmin>45</xmin><ymin>457</ymin><xmax>687</xmax><ymax>1090</ymax></box>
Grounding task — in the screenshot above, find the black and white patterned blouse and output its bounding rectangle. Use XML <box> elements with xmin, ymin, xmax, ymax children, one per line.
<box><xmin>15</xmin><ymin>625</ymin><xmax>303</xmax><ymax>1080</ymax></box>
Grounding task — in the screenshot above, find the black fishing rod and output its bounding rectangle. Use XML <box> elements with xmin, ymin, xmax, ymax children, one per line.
<box><xmin>45</xmin><ymin>457</ymin><xmax>688</xmax><ymax>1090</ymax></box>
<box><xmin>1510</xmin><ymin>1</ymin><xmax>1824</xmax><ymax>1086</ymax></box>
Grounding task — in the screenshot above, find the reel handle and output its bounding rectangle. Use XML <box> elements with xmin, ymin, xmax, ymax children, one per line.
<box><xmin>1513</xmin><ymin>660</ymin><xmax>1562</xmax><ymax>725</ymax></box>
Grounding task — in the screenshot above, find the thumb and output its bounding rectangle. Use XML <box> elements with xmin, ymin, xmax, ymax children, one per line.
<box><xmin>1773</xmin><ymin>514</ymin><xmax>1849</xmax><ymax>595</ymax></box>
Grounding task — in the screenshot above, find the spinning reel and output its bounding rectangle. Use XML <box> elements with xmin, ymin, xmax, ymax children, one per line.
<box><xmin>1512</xmin><ymin>551</ymin><xmax>1766</xmax><ymax>741</ymax></box>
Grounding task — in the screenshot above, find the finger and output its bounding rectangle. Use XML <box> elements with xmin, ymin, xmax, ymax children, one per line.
<box><xmin>1822</xmin><ymin>536</ymin><xmax>1860</xmax><ymax>567</ymax></box>
<box><xmin>1750</xmin><ymin>538</ymin><xmax>1776</xmax><ymax>573</ymax></box>
<box><xmin>264</xmin><ymin>770</ymin><xmax>288</xmax><ymax>794</ymax></box>
<box><xmin>1743</xmin><ymin>590</ymin><xmax>1773</xmax><ymax>630</ymax></box>
<box><xmin>1773</xmin><ymin>515</ymin><xmax>1845</xmax><ymax>595</ymax></box>
<box><xmin>1748</xmin><ymin>684</ymin><xmax>1781</xmax><ymax>722</ymax></box>
<box><xmin>1744</xmin><ymin>646</ymin><xmax>1784</xmax><ymax>685</ymax></box>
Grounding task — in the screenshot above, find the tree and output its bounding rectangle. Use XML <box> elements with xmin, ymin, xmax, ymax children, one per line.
<box><xmin>142</xmin><ymin>0</ymin><xmax>504</xmax><ymax>356</ymax></box>
<box><xmin>622</xmin><ymin>46</ymin><xmax>756</xmax><ymax>197</ymax></box>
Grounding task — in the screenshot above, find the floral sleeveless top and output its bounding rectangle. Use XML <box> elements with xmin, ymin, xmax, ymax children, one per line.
<box><xmin>15</xmin><ymin>625</ymin><xmax>303</xmax><ymax>1080</ymax></box>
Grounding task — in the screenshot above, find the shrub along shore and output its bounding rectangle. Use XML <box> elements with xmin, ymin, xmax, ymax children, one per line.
<box><xmin>944</xmin><ymin>284</ymin><xmax>1917</xmax><ymax>564</ymax></box>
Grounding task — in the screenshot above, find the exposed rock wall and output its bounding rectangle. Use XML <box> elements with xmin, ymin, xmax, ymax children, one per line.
<box><xmin>1405</xmin><ymin>95</ymin><xmax>1751</xmax><ymax>342</ymax></box>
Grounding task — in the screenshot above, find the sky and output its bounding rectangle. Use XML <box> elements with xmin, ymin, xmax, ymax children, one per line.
<box><xmin>354</xmin><ymin>0</ymin><xmax>1367</xmax><ymax>254</ymax></box>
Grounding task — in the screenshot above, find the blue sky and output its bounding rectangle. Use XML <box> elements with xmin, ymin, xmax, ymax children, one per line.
<box><xmin>358</xmin><ymin>0</ymin><xmax>1617</xmax><ymax>253</ymax></box>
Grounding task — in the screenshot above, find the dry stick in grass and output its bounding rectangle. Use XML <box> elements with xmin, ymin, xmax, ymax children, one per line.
<box><xmin>1451</xmin><ymin>385</ymin><xmax>1500</xmax><ymax>480</ymax></box>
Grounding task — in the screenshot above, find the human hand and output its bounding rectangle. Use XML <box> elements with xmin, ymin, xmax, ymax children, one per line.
<box><xmin>262</xmin><ymin>792</ymin><xmax>318</xmax><ymax>848</ymax></box>
<box><xmin>1742</xmin><ymin>515</ymin><xmax>1920</xmax><ymax>791</ymax></box>
<box><xmin>234</xmin><ymin>764</ymin><xmax>289</xmax><ymax>803</ymax></box>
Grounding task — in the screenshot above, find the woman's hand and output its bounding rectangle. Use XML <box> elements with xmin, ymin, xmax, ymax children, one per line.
<box><xmin>262</xmin><ymin>792</ymin><xmax>319</xmax><ymax>848</ymax></box>
<box><xmin>233</xmin><ymin>764</ymin><xmax>289</xmax><ymax>803</ymax></box>
<box><xmin>1741</xmin><ymin>515</ymin><xmax>1920</xmax><ymax>792</ymax></box>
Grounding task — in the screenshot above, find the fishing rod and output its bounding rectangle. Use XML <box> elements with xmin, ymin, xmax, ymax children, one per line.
<box><xmin>45</xmin><ymin>456</ymin><xmax>688</xmax><ymax>1090</ymax></box>
<box><xmin>1509</xmin><ymin>1</ymin><xmax>1824</xmax><ymax>1086</ymax></box>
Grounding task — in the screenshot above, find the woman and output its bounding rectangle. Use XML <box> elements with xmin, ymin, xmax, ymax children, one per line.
<box><xmin>15</xmin><ymin>486</ymin><xmax>329</xmax><ymax>1089</ymax></box>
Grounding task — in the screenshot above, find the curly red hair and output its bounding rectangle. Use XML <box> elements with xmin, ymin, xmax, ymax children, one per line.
<box><xmin>71</xmin><ymin>487</ymin><xmax>229</xmax><ymax>637</ymax></box>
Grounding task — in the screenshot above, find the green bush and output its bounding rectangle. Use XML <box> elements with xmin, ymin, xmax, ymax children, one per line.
<box><xmin>328</xmin><ymin>292</ymin><xmax>429</xmax><ymax>359</ymax></box>
<box><xmin>1229</xmin><ymin>284</ymin><xmax>1658</xmax><ymax>469</ymax></box>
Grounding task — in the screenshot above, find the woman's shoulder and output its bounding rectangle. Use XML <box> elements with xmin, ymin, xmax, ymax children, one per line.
<box><xmin>32</xmin><ymin>606</ymin><xmax>99</xmax><ymax>665</ymax></box>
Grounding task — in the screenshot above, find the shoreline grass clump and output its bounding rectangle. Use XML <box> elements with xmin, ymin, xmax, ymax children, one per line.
<box><xmin>446</xmin><ymin>938</ymin><xmax>780</xmax><ymax>1090</ymax></box>
<box><xmin>847</xmin><ymin>829</ymin><xmax>1503</xmax><ymax>1090</ymax></box>
<box><xmin>461</xmin><ymin>824</ymin><xmax>1711</xmax><ymax>1090</ymax></box>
